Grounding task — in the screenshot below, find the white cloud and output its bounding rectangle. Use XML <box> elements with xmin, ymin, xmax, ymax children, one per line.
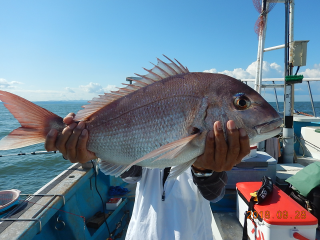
<box><xmin>79</xmin><ymin>82</ymin><xmax>104</xmax><ymax>94</ymax></box>
<box><xmin>300</xmin><ymin>63</ymin><xmax>320</xmax><ymax>78</ymax></box>
<box><xmin>104</xmin><ymin>85</ymin><xmax>117</xmax><ymax>92</ymax></box>
<box><xmin>65</xmin><ymin>84</ymin><xmax>117</xmax><ymax>95</ymax></box>
<box><xmin>0</xmin><ymin>78</ymin><xmax>22</xmax><ymax>88</ymax></box>
<box><xmin>7</xmin><ymin>63</ymin><xmax>318</xmax><ymax>102</ymax></box>
<box><xmin>78</xmin><ymin>83</ymin><xmax>117</xmax><ymax>94</ymax></box>
<box><xmin>203</xmin><ymin>61</ymin><xmax>283</xmax><ymax>80</ymax></box>
<box><xmin>204</xmin><ymin>66</ymin><xmax>253</xmax><ymax>79</ymax></box>
<box><xmin>203</xmin><ymin>68</ymin><xmax>217</xmax><ymax>73</ymax></box>
<box><xmin>6</xmin><ymin>83</ymin><xmax>122</xmax><ymax>101</ymax></box>
<box><xmin>219</xmin><ymin>68</ymin><xmax>252</xmax><ymax>79</ymax></box>
<box><xmin>270</xmin><ymin>62</ymin><xmax>282</xmax><ymax>72</ymax></box>
<box><xmin>245</xmin><ymin>62</ymin><xmax>257</xmax><ymax>77</ymax></box>
<box><xmin>65</xmin><ymin>87</ymin><xmax>75</xmax><ymax>93</ymax></box>
<box><xmin>246</xmin><ymin>61</ymin><xmax>283</xmax><ymax>78</ymax></box>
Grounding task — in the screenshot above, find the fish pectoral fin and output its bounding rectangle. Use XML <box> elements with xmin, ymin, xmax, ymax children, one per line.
<box><xmin>121</xmin><ymin>134</ymin><xmax>199</xmax><ymax>172</ymax></box>
<box><xmin>153</xmin><ymin>137</ymin><xmax>194</xmax><ymax>161</ymax></box>
<box><xmin>99</xmin><ymin>160</ymin><xmax>128</xmax><ymax>177</ymax></box>
<box><xmin>168</xmin><ymin>158</ymin><xmax>197</xmax><ymax>180</ymax></box>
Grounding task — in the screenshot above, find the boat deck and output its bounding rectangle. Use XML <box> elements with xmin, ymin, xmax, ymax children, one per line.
<box><xmin>0</xmin><ymin>163</ymin><xmax>133</xmax><ymax>240</ymax></box>
<box><xmin>1</xmin><ymin>160</ymin><xmax>319</xmax><ymax>240</ymax></box>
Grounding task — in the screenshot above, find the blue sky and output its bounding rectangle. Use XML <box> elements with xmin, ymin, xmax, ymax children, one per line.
<box><xmin>0</xmin><ymin>0</ymin><xmax>320</xmax><ymax>102</ymax></box>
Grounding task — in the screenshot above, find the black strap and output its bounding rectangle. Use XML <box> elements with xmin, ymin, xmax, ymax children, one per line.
<box><xmin>162</xmin><ymin>167</ymin><xmax>171</xmax><ymax>188</ymax></box>
<box><xmin>161</xmin><ymin>167</ymin><xmax>171</xmax><ymax>201</ymax></box>
<box><xmin>242</xmin><ymin>176</ymin><xmax>273</xmax><ymax>240</ymax></box>
<box><xmin>242</xmin><ymin>197</ymin><xmax>255</xmax><ymax>240</ymax></box>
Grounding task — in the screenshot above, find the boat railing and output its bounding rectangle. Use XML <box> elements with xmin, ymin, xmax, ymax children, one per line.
<box><xmin>240</xmin><ymin>78</ymin><xmax>320</xmax><ymax>117</ymax></box>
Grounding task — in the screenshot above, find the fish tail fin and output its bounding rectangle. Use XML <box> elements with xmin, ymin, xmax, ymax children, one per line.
<box><xmin>0</xmin><ymin>91</ymin><xmax>64</xmax><ymax>150</ymax></box>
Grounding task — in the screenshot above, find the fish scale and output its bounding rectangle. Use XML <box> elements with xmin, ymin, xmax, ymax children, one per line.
<box><xmin>89</xmin><ymin>93</ymin><xmax>202</xmax><ymax>167</ymax></box>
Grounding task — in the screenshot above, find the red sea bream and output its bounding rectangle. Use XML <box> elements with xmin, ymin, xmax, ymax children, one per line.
<box><xmin>0</xmin><ymin>56</ymin><xmax>282</xmax><ymax>177</ymax></box>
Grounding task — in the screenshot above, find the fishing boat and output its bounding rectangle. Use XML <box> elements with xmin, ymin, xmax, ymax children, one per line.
<box><xmin>0</xmin><ymin>0</ymin><xmax>319</xmax><ymax>239</ymax></box>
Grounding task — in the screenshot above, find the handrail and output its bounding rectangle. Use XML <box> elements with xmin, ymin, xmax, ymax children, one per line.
<box><xmin>272</xmin><ymin>80</ymin><xmax>280</xmax><ymax>112</ymax></box>
<box><xmin>240</xmin><ymin>78</ymin><xmax>319</xmax><ymax>118</ymax></box>
<box><xmin>306</xmin><ymin>81</ymin><xmax>316</xmax><ymax>117</ymax></box>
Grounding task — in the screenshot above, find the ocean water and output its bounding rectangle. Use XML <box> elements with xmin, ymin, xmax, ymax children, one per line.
<box><xmin>0</xmin><ymin>100</ymin><xmax>320</xmax><ymax>194</ymax></box>
<box><xmin>0</xmin><ymin>101</ymin><xmax>87</xmax><ymax>194</ymax></box>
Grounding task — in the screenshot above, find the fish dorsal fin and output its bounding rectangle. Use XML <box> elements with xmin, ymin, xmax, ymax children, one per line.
<box><xmin>74</xmin><ymin>55</ymin><xmax>189</xmax><ymax>121</ymax></box>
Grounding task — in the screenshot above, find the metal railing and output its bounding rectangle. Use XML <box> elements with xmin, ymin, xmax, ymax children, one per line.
<box><xmin>240</xmin><ymin>78</ymin><xmax>320</xmax><ymax>117</ymax></box>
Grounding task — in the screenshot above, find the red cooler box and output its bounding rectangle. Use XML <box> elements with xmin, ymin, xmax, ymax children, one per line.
<box><xmin>236</xmin><ymin>182</ymin><xmax>318</xmax><ymax>240</ymax></box>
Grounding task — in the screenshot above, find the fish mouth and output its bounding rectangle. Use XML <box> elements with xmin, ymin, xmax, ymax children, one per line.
<box><xmin>254</xmin><ymin>118</ymin><xmax>283</xmax><ymax>135</ymax></box>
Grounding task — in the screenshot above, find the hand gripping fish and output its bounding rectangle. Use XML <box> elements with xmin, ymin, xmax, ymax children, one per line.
<box><xmin>0</xmin><ymin>56</ymin><xmax>282</xmax><ymax>178</ymax></box>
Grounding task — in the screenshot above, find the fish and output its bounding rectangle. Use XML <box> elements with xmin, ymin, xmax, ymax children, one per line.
<box><xmin>0</xmin><ymin>56</ymin><xmax>282</xmax><ymax>178</ymax></box>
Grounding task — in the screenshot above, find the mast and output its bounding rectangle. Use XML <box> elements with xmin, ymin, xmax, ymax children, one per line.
<box><xmin>282</xmin><ymin>0</ymin><xmax>295</xmax><ymax>163</ymax></box>
<box><xmin>255</xmin><ymin>0</ymin><xmax>269</xmax><ymax>152</ymax></box>
<box><xmin>254</xmin><ymin>0</ymin><xmax>269</xmax><ymax>94</ymax></box>
<box><xmin>254</xmin><ymin>0</ymin><xmax>296</xmax><ymax>162</ymax></box>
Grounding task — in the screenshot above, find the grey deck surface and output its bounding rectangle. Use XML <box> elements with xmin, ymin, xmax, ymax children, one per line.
<box><xmin>296</xmin><ymin>155</ymin><xmax>320</xmax><ymax>166</ymax></box>
<box><xmin>213</xmin><ymin>212</ymin><xmax>243</xmax><ymax>240</ymax></box>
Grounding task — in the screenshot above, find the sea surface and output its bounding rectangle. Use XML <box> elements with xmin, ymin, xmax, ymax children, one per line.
<box><xmin>1</xmin><ymin>101</ymin><xmax>320</xmax><ymax>194</ymax></box>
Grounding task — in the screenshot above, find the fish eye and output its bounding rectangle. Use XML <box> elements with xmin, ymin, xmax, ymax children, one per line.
<box><xmin>233</xmin><ymin>93</ymin><xmax>251</xmax><ymax>110</ymax></box>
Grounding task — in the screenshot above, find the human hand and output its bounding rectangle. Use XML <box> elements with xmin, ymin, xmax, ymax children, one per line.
<box><xmin>192</xmin><ymin>120</ymin><xmax>250</xmax><ymax>172</ymax></box>
<box><xmin>45</xmin><ymin>112</ymin><xmax>97</xmax><ymax>163</ymax></box>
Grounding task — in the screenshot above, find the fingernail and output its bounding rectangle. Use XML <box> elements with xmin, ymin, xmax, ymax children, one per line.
<box><xmin>227</xmin><ymin>121</ymin><xmax>235</xmax><ymax>130</ymax></box>
<box><xmin>216</xmin><ymin>121</ymin><xmax>222</xmax><ymax>131</ymax></box>
<box><xmin>81</xmin><ymin>129</ymin><xmax>87</xmax><ymax>136</ymax></box>
<box><xmin>48</xmin><ymin>129</ymin><xmax>55</xmax><ymax>137</ymax></box>
<box><xmin>239</xmin><ymin>128</ymin><xmax>247</xmax><ymax>137</ymax></box>
<box><xmin>67</xmin><ymin>112</ymin><xmax>74</xmax><ymax>118</ymax></box>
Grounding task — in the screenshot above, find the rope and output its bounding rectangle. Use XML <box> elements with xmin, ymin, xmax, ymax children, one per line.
<box><xmin>294</xmin><ymin>134</ymin><xmax>306</xmax><ymax>157</ymax></box>
<box><xmin>294</xmin><ymin>133</ymin><xmax>320</xmax><ymax>161</ymax></box>
<box><xmin>294</xmin><ymin>109</ymin><xmax>314</xmax><ymax>117</ymax></box>
<box><xmin>0</xmin><ymin>151</ymin><xmax>58</xmax><ymax>158</ymax></box>
<box><xmin>299</xmin><ymin>137</ymin><xmax>320</xmax><ymax>152</ymax></box>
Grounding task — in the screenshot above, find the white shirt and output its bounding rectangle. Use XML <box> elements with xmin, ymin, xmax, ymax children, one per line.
<box><xmin>125</xmin><ymin>167</ymin><xmax>217</xmax><ymax>240</ymax></box>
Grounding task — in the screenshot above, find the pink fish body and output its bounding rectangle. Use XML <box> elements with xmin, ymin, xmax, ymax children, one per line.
<box><xmin>0</xmin><ymin>56</ymin><xmax>282</xmax><ymax>177</ymax></box>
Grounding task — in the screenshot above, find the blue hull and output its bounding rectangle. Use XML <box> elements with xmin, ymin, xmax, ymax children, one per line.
<box><xmin>0</xmin><ymin>163</ymin><xmax>134</xmax><ymax>240</ymax></box>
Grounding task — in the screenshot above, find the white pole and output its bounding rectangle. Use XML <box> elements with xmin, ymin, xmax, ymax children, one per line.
<box><xmin>264</xmin><ymin>44</ymin><xmax>285</xmax><ymax>52</ymax></box>
<box><xmin>255</xmin><ymin>1</ymin><xmax>269</xmax><ymax>152</ymax></box>
<box><xmin>254</xmin><ymin>1</ymin><xmax>269</xmax><ymax>94</ymax></box>
<box><xmin>289</xmin><ymin>0</ymin><xmax>295</xmax><ymax>110</ymax></box>
<box><xmin>282</xmin><ymin>0</ymin><xmax>295</xmax><ymax>163</ymax></box>
<box><xmin>289</xmin><ymin>0</ymin><xmax>295</xmax><ymax>65</ymax></box>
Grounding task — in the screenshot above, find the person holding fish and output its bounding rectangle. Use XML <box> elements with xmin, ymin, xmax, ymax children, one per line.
<box><xmin>45</xmin><ymin>113</ymin><xmax>250</xmax><ymax>240</ymax></box>
<box><xmin>0</xmin><ymin>56</ymin><xmax>281</xmax><ymax>239</ymax></box>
